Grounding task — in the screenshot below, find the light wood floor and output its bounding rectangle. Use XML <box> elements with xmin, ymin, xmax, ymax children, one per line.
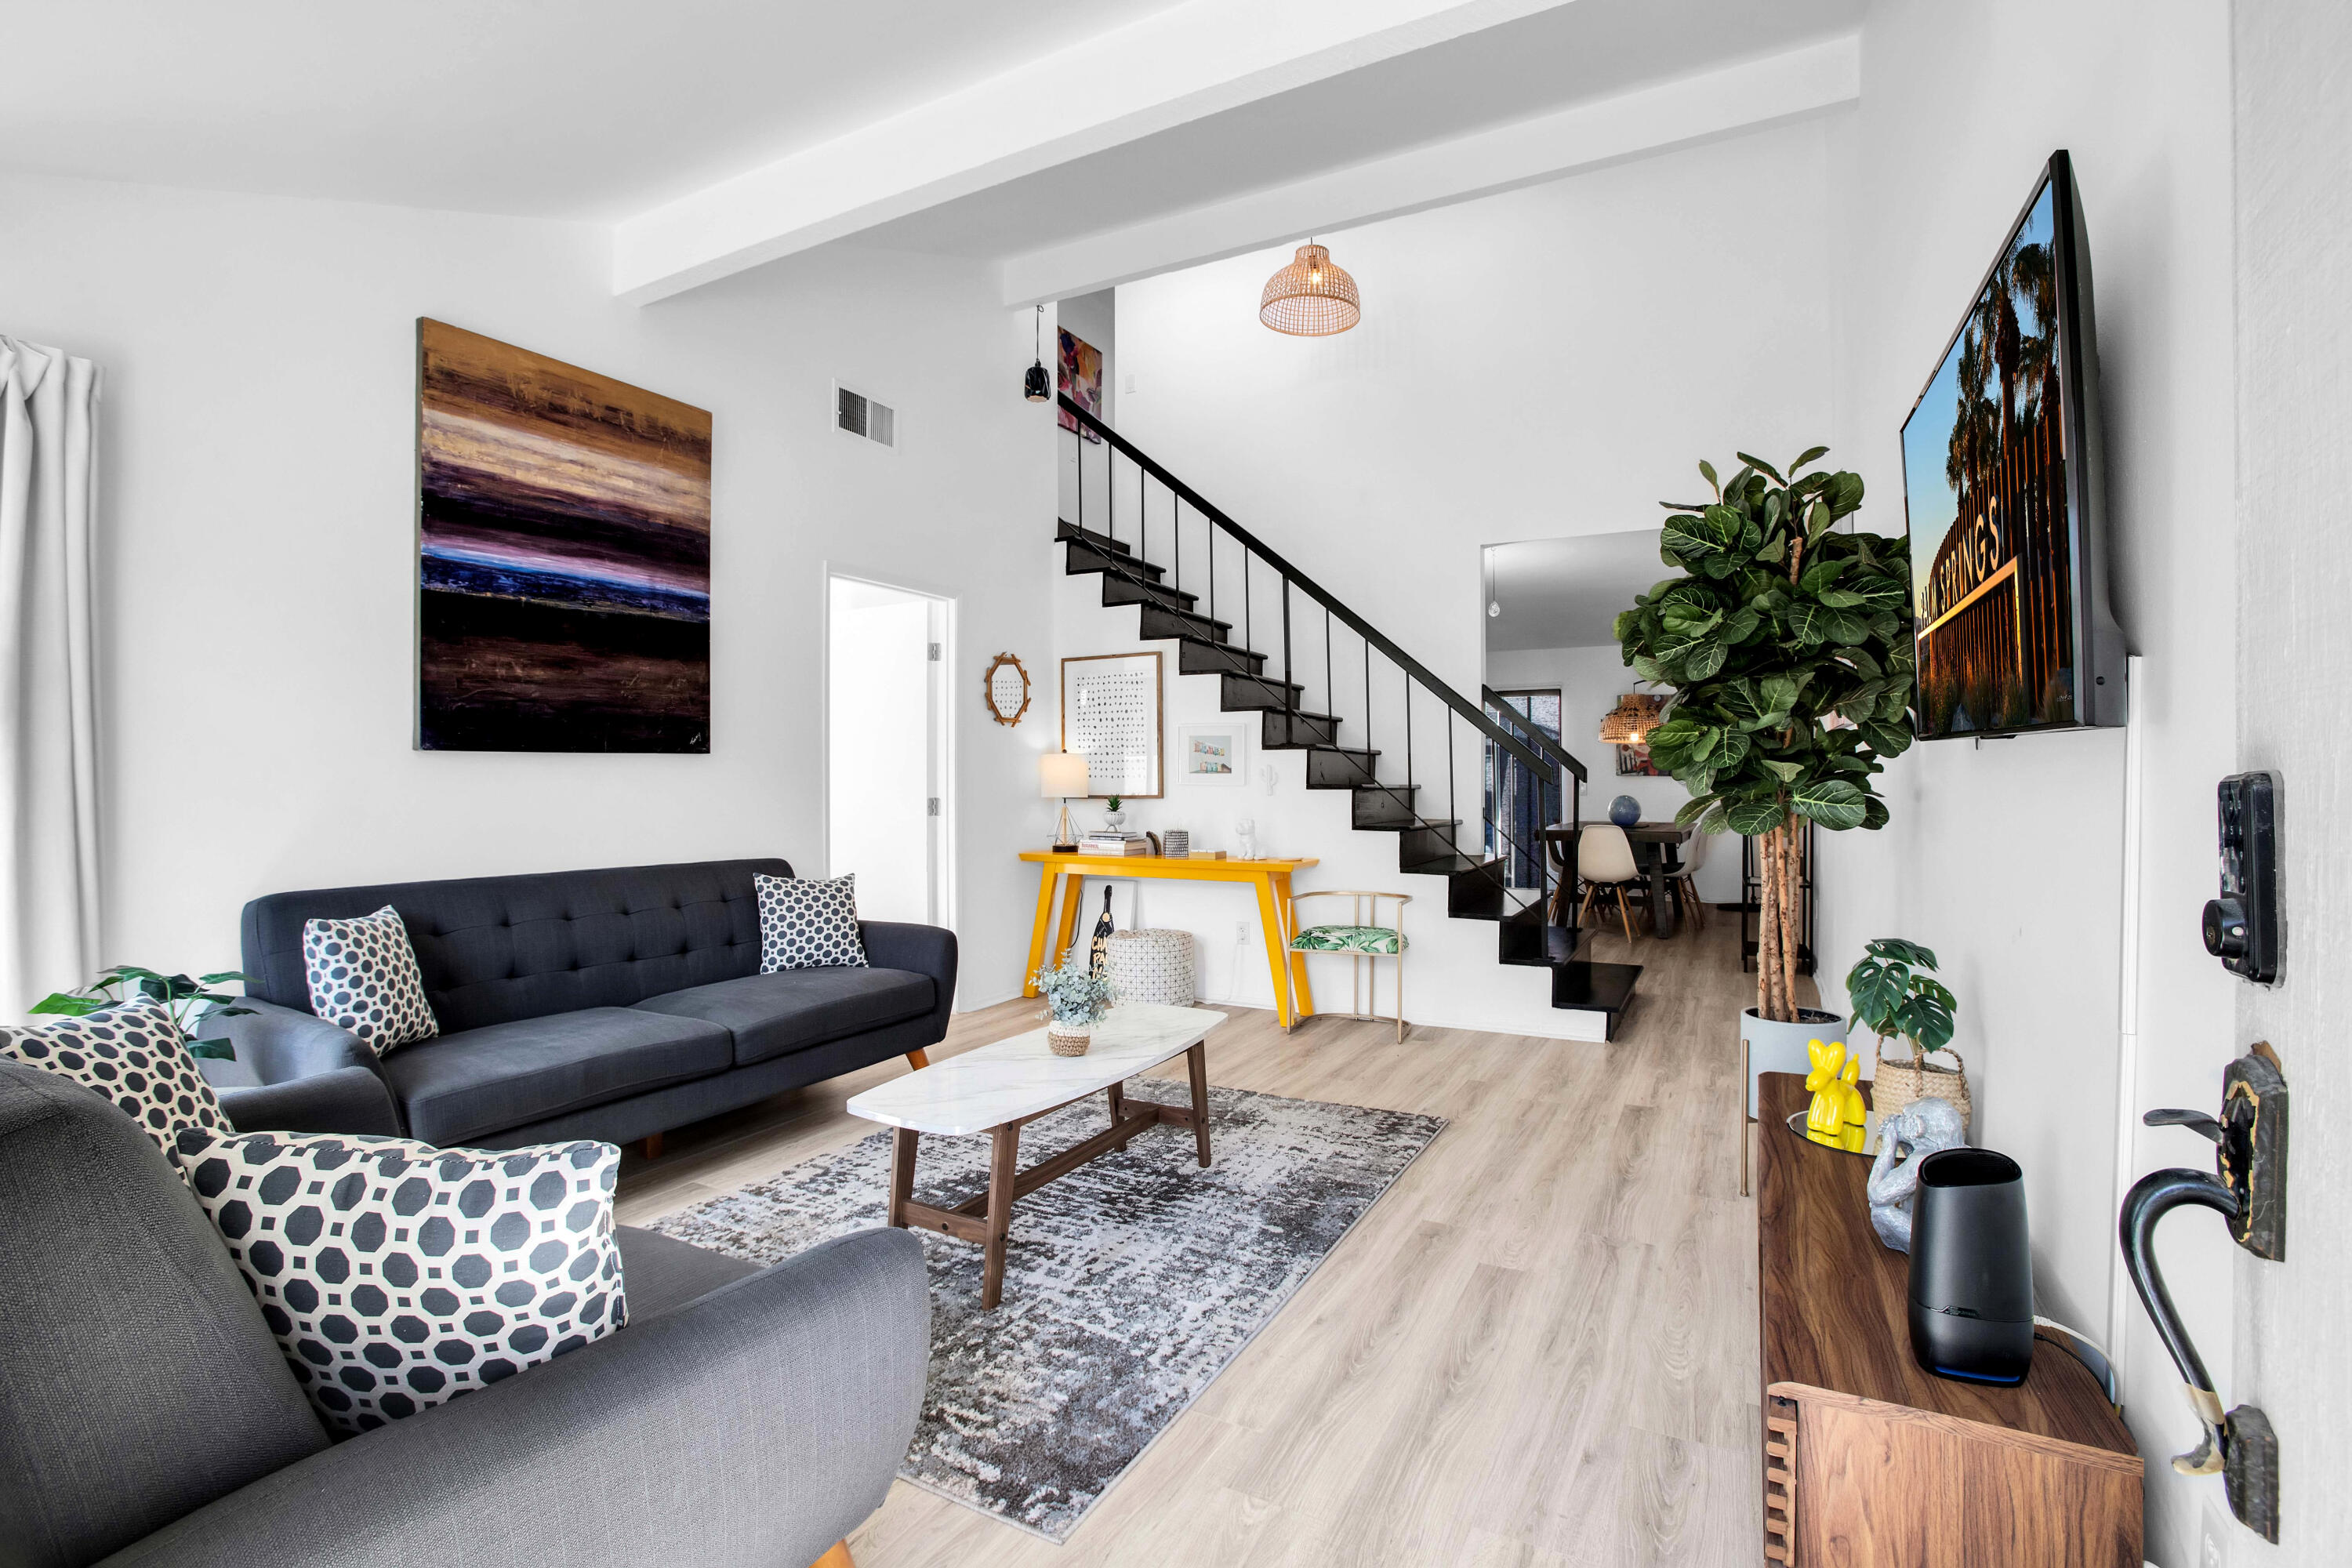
<box><xmin>617</xmin><ymin>917</ymin><xmax>1809</xmax><ymax>1566</ymax></box>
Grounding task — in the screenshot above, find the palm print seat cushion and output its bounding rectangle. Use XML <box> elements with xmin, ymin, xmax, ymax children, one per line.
<box><xmin>1288</xmin><ymin>924</ymin><xmax>1406</xmax><ymax>955</ymax></box>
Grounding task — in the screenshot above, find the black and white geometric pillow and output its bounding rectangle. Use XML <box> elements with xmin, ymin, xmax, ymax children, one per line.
<box><xmin>303</xmin><ymin>905</ymin><xmax>438</xmax><ymax>1056</ymax></box>
<box><xmin>756</xmin><ymin>873</ymin><xmax>867</xmax><ymax>971</ymax></box>
<box><xmin>0</xmin><ymin>997</ymin><xmax>235</xmax><ymax>1160</ymax></box>
<box><xmin>169</xmin><ymin>1127</ymin><xmax>625</xmax><ymax>1435</ymax></box>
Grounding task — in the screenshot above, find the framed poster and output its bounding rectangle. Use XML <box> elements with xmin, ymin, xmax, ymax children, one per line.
<box><xmin>1061</xmin><ymin>652</ymin><xmax>1162</xmax><ymax>797</ymax></box>
<box><xmin>1177</xmin><ymin>721</ymin><xmax>1247</xmax><ymax>786</ymax></box>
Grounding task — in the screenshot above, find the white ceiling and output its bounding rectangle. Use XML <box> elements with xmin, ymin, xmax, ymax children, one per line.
<box><xmin>1486</xmin><ymin>529</ymin><xmax>1673</xmax><ymax>652</ymax></box>
<box><xmin>0</xmin><ymin>0</ymin><xmax>1186</xmax><ymax>220</ymax></box>
<box><xmin>862</xmin><ymin>0</ymin><xmax>1862</xmax><ymax>259</ymax></box>
<box><xmin>8</xmin><ymin>0</ymin><xmax>1860</xmax><ymax>241</ymax></box>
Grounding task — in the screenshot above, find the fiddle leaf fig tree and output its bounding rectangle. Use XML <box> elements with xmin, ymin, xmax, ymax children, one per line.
<box><xmin>1614</xmin><ymin>448</ymin><xmax>1917</xmax><ymax>1022</ymax></box>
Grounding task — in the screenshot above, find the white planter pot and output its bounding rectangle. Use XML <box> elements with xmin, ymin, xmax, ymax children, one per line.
<box><xmin>1740</xmin><ymin>1006</ymin><xmax>1849</xmax><ymax>1120</ymax></box>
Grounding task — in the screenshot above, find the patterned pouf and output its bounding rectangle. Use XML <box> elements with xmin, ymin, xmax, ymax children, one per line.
<box><xmin>1103</xmin><ymin>927</ymin><xmax>1195</xmax><ymax>1006</ymax></box>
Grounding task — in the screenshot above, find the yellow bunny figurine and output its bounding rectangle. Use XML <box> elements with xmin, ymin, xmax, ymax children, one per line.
<box><xmin>1804</xmin><ymin>1038</ymin><xmax>1868</xmax><ymax>1151</ymax></box>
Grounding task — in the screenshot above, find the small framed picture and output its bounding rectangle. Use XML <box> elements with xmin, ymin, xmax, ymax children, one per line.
<box><xmin>1178</xmin><ymin>722</ymin><xmax>1247</xmax><ymax>786</ymax></box>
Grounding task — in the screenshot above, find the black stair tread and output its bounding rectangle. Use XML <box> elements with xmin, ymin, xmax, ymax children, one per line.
<box><xmin>1305</xmin><ymin>744</ymin><xmax>1378</xmax><ymax>762</ymax></box>
<box><xmin>1094</xmin><ymin>564</ymin><xmax>1199</xmax><ymax>604</ymax></box>
<box><xmin>1054</xmin><ymin>520</ymin><xmax>1132</xmax><ymax>555</ymax></box>
<box><xmin>1497</xmin><ymin>920</ymin><xmax>1587</xmax><ymax>968</ymax></box>
<box><xmin>1139</xmin><ymin>603</ymin><xmax>1235</xmax><ymax>636</ymax></box>
<box><xmin>1552</xmin><ymin>960</ymin><xmax>1642</xmax><ymax>1014</ymax></box>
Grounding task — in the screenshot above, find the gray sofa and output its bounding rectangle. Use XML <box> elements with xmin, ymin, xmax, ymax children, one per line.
<box><xmin>0</xmin><ymin>1057</ymin><xmax>930</xmax><ymax>1567</ymax></box>
<box><xmin>209</xmin><ymin>858</ymin><xmax>956</xmax><ymax>1149</ymax></box>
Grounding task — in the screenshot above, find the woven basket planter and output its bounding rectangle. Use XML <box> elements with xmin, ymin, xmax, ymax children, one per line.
<box><xmin>1871</xmin><ymin>1044</ymin><xmax>1972</xmax><ymax>1131</ymax></box>
<box><xmin>1047</xmin><ymin>1024</ymin><xmax>1094</xmax><ymax>1058</ymax></box>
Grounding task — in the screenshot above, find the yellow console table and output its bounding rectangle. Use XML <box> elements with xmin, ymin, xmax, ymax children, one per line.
<box><xmin>1019</xmin><ymin>851</ymin><xmax>1319</xmax><ymax>1028</ymax></box>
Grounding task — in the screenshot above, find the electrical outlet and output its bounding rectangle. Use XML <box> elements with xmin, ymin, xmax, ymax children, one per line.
<box><xmin>2202</xmin><ymin>1502</ymin><xmax>2229</xmax><ymax>1568</ymax></box>
<box><xmin>1235</xmin><ymin>920</ymin><xmax>1249</xmax><ymax>942</ymax></box>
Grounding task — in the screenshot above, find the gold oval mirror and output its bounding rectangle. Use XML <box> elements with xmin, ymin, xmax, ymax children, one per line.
<box><xmin>983</xmin><ymin>652</ymin><xmax>1031</xmax><ymax>727</ymax></box>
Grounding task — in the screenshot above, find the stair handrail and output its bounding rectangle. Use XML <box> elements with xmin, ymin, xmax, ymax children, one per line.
<box><xmin>1059</xmin><ymin>393</ymin><xmax>1559</xmax><ymax>781</ymax></box>
<box><xmin>1479</xmin><ymin>686</ymin><xmax>1590</xmax><ymax>783</ymax></box>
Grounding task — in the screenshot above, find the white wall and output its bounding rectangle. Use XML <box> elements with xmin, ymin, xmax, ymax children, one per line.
<box><xmin>1825</xmin><ymin>2</ymin><xmax>2238</xmax><ymax>1561</ymax></box>
<box><xmin>1486</xmin><ymin>643</ymin><xmax>1740</xmax><ymax>906</ymax></box>
<box><xmin>827</xmin><ymin>579</ymin><xmax>932</xmax><ymax>924</ymax></box>
<box><xmin>0</xmin><ymin>170</ymin><xmax>1059</xmax><ymax>1011</ymax></box>
<box><xmin>1083</xmin><ymin>119</ymin><xmax>1840</xmax><ymax>1036</ymax></box>
<box><xmin>2232</xmin><ymin>2</ymin><xmax>2352</xmax><ymax>1561</ymax></box>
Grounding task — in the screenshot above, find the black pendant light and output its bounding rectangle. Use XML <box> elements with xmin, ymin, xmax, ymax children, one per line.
<box><xmin>1024</xmin><ymin>304</ymin><xmax>1051</xmax><ymax>401</ymax></box>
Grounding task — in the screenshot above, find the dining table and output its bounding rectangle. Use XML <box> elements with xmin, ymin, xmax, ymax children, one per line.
<box><xmin>1541</xmin><ymin>820</ymin><xmax>1698</xmax><ymax>938</ymax></box>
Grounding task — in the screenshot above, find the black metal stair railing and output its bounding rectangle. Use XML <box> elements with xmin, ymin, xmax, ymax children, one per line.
<box><xmin>1058</xmin><ymin>393</ymin><xmax>1587</xmax><ymax>922</ymax></box>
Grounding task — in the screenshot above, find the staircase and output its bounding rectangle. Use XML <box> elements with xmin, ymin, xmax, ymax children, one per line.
<box><xmin>1055</xmin><ymin>394</ymin><xmax>1641</xmax><ymax>1037</ymax></box>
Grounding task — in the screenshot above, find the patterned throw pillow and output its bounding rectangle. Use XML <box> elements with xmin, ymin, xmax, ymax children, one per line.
<box><xmin>0</xmin><ymin>998</ymin><xmax>234</xmax><ymax>1158</ymax></box>
<box><xmin>756</xmin><ymin>873</ymin><xmax>867</xmax><ymax>971</ymax></box>
<box><xmin>303</xmin><ymin>905</ymin><xmax>438</xmax><ymax>1055</ymax></box>
<box><xmin>170</xmin><ymin>1127</ymin><xmax>625</xmax><ymax>1435</ymax></box>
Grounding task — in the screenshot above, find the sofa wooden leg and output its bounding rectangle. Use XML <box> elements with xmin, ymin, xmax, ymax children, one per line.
<box><xmin>904</xmin><ymin>1048</ymin><xmax>931</xmax><ymax>1071</ymax></box>
<box><xmin>811</xmin><ymin>1541</ymin><xmax>855</xmax><ymax>1568</ymax></box>
<box><xmin>638</xmin><ymin>1132</ymin><xmax>663</xmax><ymax>1160</ymax></box>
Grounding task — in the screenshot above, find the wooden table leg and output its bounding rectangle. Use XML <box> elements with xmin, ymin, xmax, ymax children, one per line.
<box><xmin>1106</xmin><ymin>1080</ymin><xmax>1129</xmax><ymax>1150</ymax></box>
<box><xmin>1252</xmin><ymin>873</ymin><xmax>1296</xmax><ymax>1029</ymax></box>
<box><xmin>1276</xmin><ymin>870</ymin><xmax>1314</xmax><ymax>1021</ymax></box>
<box><xmin>982</xmin><ymin>1121</ymin><xmax>1020</xmax><ymax>1309</ymax></box>
<box><xmin>1023</xmin><ymin>869</ymin><xmax>1062</xmax><ymax>997</ymax></box>
<box><xmin>1185</xmin><ymin>1041</ymin><xmax>1212</xmax><ymax>1167</ymax></box>
<box><xmin>1052</xmin><ymin>873</ymin><xmax>1087</xmax><ymax>969</ymax></box>
<box><xmin>888</xmin><ymin>1128</ymin><xmax>918</xmax><ymax>1229</ymax></box>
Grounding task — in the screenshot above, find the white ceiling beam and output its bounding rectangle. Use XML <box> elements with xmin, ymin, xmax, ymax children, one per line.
<box><xmin>998</xmin><ymin>33</ymin><xmax>1860</xmax><ymax>307</ymax></box>
<box><xmin>612</xmin><ymin>0</ymin><xmax>1581</xmax><ymax>306</ymax></box>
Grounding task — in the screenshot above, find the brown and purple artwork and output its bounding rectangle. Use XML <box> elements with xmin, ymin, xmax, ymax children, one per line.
<box><xmin>416</xmin><ymin>320</ymin><xmax>710</xmax><ymax>752</ymax></box>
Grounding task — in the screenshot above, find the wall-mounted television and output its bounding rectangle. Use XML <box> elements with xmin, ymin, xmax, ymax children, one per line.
<box><xmin>1900</xmin><ymin>149</ymin><xmax>2125</xmax><ymax>739</ymax></box>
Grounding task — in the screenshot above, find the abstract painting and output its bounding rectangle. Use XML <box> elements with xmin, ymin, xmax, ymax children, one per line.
<box><xmin>1057</xmin><ymin>328</ymin><xmax>1102</xmax><ymax>444</ymax></box>
<box><xmin>416</xmin><ymin>319</ymin><xmax>710</xmax><ymax>752</ymax></box>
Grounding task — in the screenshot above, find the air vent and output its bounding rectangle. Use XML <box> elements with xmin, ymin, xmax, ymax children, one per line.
<box><xmin>834</xmin><ymin>383</ymin><xmax>897</xmax><ymax>450</ymax></box>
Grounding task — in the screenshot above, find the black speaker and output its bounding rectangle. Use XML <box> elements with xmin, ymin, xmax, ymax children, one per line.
<box><xmin>1907</xmin><ymin>1147</ymin><xmax>2034</xmax><ymax>1385</ymax></box>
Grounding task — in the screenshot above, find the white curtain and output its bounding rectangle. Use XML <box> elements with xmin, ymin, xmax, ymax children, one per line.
<box><xmin>0</xmin><ymin>337</ymin><xmax>102</xmax><ymax>1015</ymax></box>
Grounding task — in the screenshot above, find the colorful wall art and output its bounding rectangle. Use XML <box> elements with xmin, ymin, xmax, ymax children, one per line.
<box><xmin>1058</xmin><ymin>327</ymin><xmax>1103</xmax><ymax>443</ymax></box>
<box><xmin>416</xmin><ymin>319</ymin><xmax>711</xmax><ymax>753</ymax></box>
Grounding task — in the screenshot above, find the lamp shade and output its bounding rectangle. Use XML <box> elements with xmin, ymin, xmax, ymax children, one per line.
<box><xmin>1260</xmin><ymin>243</ymin><xmax>1361</xmax><ymax>336</ymax></box>
<box><xmin>1040</xmin><ymin>751</ymin><xmax>1090</xmax><ymax>799</ymax></box>
<box><xmin>1599</xmin><ymin>694</ymin><xmax>1665</xmax><ymax>746</ymax></box>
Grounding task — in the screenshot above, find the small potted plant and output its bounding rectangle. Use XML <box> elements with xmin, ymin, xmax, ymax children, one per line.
<box><xmin>1102</xmin><ymin>794</ymin><xmax>1126</xmax><ymax>831</ymax></box>
<box><xmin>1843</xmin><ymin>938</ymin><xmax>1968</xmax><ymax>1130</ymax></box>
<box><xmin>1034</xmin><ymin>954</ymin><xmax>1117</xmax><ymax>1057</ymax></box>
<box><xmin>34</xmin><ymin>964</ymin><xmax>255</xmax><ymax>1060</ymax></box>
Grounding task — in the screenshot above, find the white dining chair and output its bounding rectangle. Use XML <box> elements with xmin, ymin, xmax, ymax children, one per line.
<box><xmin>1576</xmin><ymin>823</ymin><xmax>1643</xmax><ymax>943</ymax></box>
<box><xmin>1674</xmin><ymin>830</ymin><xmax>1708</xmax><ymax>935</ymax></box>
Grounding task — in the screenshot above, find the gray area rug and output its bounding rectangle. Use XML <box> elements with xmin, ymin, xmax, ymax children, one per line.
<box><xmin>652</xmin><ymin>1082</ymin><xmax>1445</xmax><ymax>1541</ymax></box>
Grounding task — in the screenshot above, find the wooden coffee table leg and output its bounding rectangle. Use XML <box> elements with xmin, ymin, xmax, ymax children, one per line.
<box><xmin>888</xmin><ymin>1128</ymin><xmax>917</xmax><ymax>1229</ymax></box>
<box><xmin>982</xmin><ymin>1121</ymin><xmax>1020</xmax><ymax>1309</ymax></box>
<box><xmin>1186</xmin><ymin>1042</ymin><xmax>1212</xmax><ymax>1167</ymax></box>
<box><xmin>1106</xmin><ymin>1080</ymin><xmax>1128</xmax><ymax>1150</ymax></box>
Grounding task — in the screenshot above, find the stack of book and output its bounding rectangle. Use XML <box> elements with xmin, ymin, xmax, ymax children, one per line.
<box><xmin>1079</xmin><ymin>831</ymin><xmax>1151</xmax><ymax>856</ymax></box>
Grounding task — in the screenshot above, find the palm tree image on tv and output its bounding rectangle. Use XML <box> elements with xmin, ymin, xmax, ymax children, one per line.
<box><xmin>1903</xmin><ymin>179</ymin><xmax>2076</xmax><ymax>736</ymax></box>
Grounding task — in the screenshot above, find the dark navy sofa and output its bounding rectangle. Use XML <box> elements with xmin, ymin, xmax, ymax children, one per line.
<box><xmin>206</xmin><ymin>858</ymin><xmax>956</xmax><ymax>1150</ymax></box>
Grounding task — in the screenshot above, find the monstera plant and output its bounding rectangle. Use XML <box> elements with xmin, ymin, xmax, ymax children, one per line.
<box><xmin>1614</xmin><ymin>448</ymin><xmax>1915</xmax><ymax>1024</ymax></box>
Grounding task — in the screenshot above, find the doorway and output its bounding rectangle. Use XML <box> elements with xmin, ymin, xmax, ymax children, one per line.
<box><xmin>826</xmin><ymin>574</ymin><xmax>952</xmax><ymax>925</ymax></box>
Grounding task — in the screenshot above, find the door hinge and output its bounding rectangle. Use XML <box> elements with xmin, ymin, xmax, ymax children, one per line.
<box><xmin>927</xmin><ymin>797</ymin><xmax>942</xmax><ymax>817</ymax></box>
<box><xmin>927</xmin><ymin>642</ymin><xmax>942</xmax><ymax>662</ymax></box>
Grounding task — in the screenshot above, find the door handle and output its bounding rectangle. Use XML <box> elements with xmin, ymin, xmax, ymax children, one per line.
<box><xmin>2121</xmin><ymin>1045</ymin><xmax>2289</xmax><ymax>1544</ymax></box>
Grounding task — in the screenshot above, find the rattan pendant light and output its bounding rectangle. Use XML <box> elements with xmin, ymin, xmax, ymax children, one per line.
<box><xmin>1599</xmin><ymin>693</ymin><xmax>1666</xmax><ymax>745</ymax></box>
<box><xmin>1259</xmin><ymin>241</ymin><xmax>1361</xmax><ymax>336</ymax></box>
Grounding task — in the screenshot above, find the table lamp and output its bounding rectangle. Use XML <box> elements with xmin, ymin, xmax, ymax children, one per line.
<box><xmin>1040</xmin><ymin>752</ymin><xmax>1089</xmax><ymax>853</ymax></box>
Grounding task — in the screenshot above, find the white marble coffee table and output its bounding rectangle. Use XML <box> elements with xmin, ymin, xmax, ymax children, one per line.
<box><xmin>845</xmin><ymin>1003</ymin><xmax>1225</xmax><ymax>1308</ymax></box>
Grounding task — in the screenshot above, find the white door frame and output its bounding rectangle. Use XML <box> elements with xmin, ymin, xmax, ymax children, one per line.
<box><xmin>822</xmin><ymin>566</ymin><xmax>957</xmax><ymax>932</ymax></box>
